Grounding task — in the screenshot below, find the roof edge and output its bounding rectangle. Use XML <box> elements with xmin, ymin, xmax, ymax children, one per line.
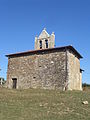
<box><xmin>6</xmin><ymin>45</ymin><xmax>83</xmax><ymax>58</ymax></box>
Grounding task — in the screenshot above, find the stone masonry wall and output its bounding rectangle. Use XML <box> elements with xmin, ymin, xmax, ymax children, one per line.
<box><xmin>7</xmin><ymin>50</ymin><xmax>66</xmax><ymax>90</ymax></box>
<box><xmin>67</xmin><ymin>50</ymin><xmax>82</xmax><ymax>90</ymax></box>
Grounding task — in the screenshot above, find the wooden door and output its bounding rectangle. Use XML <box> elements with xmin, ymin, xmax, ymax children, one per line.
<box><xmin>12</xmin><ymin>78</ymin><xmax>17</xmax><ymax>89</ymax></box>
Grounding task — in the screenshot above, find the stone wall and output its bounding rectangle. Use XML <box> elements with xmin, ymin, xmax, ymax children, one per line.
<box><xmin>7</xmin><ymin>50</ymin><xmax>66</xmax><ymax>90</ymax></box>
<box><xmin>67</xmin><ymin>50</ymin><xmax>82</xmax><ymax>90</ymax></box>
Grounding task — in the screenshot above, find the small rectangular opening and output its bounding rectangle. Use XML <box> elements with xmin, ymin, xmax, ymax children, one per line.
<box><xmin>45</xmin><ymin>40</ymin><xmax>48</xmax><ymax>48</ymax></box>
<box><xmin>12</xmin><ymin>78</ymin><xmax>17</xmax><ymax>89</ymax></box>
<box><xmin>40</xmin><ymin>40</ymin><xmax>42</xmax><ymax>49</ymax></box>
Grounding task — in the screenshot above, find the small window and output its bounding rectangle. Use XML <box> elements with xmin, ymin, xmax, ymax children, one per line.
<box><xmin>45</xmin><ymin>39</ymin><xmax>48</xmax><ymax>48</ymax></box>
<box><xmin>40</xmin><ymin>40</ymin><xmax>42</xmax><ymax>49</ymax></box>
<box><xmin>33</xmin><ymin>76</ymin><xmax>36</xmax><ymax>79</ymax></box>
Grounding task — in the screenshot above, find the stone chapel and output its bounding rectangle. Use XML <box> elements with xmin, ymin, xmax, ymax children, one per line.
<box><xmin>6</xmin><ymin>28</ymin><xmax>83</xmax><ymax>90</ymax></box>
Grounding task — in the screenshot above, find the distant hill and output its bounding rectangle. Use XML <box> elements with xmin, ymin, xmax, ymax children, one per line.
<box><xmin>82</xmin><ymin>83</ymin><xmax>90</xmax><ymax>87</ymax></box>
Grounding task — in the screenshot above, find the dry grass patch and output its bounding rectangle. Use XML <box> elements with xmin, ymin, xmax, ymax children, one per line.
<box><xmin>0</xmin><ymin>88</ymin><xmax>90</xmax><ymax>120</ymax></box>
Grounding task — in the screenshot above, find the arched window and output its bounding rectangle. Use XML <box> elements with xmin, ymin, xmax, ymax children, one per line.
<box><xmin>40</xmin><ymin>40</ymin><xmax>42</xmax><ymax>49</ymax></box>
<box><xmin>45</xmin><ymin>39</ymin><xmax>48</xmax><ymax>48</ymax></box>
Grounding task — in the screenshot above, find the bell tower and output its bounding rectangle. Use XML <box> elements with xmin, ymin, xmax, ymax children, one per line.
<box><xmin>35</xmin><ymin>28</ymin><xmax>55</xmax><ymax>50</ymax></box>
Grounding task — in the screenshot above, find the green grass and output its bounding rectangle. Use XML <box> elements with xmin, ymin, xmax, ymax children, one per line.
<box><xmin>0</xmin><ymin>87</ymin><xmax>90</xmax><ymax>120</ymax></box>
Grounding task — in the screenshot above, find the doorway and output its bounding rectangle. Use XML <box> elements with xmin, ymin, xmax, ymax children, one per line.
<box><xmin>12</xmin><ymin>78</ymin><xmax>17</xmax><ymax>89</ymax></box>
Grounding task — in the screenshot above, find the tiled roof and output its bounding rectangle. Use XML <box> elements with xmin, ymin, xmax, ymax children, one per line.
<box><xmin>6</xmin><ymin>45</ymin><xmax>83</xmax><ymax>58</ymax></box>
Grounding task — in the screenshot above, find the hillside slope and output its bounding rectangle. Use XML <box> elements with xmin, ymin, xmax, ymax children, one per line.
<box><xmin>0</xmin><ymin>88</ymin><xmax>90</xmax><ymax>120</ymax></box>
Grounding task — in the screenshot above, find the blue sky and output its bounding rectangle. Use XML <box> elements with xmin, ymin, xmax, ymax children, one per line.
<box><xmin>0</xmin><ymin>0</ymin><xmax>90</xmax><ymax>84</ymax></box>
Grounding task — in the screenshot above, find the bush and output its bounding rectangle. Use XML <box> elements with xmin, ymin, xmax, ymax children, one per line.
<box><xmin>82</xmin><ymin>83</ymin><xmax>90</xmax><ymax>87</ymax></box>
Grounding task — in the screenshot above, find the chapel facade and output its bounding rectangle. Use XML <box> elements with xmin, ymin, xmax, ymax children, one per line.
<box><xmin>6</xmin><ymin>29</ymin><xmax>83</xmax><ymax>90</ymax></box>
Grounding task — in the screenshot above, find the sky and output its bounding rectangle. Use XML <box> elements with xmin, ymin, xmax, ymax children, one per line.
<box><xmin>0</xmin><ymin>0</ymin><xmax>90</xmax><ymax>84</ymax></box>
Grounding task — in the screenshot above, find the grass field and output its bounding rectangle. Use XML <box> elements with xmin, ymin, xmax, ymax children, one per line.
<box><xmin>0</xmin><ymin>87</ymin><xmax>90</xmax><ymax>120</ymax></box>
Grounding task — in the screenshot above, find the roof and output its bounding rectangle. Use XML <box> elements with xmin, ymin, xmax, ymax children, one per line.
<box><xmin>6</xmin><ymin>45</ymin><xmax>83</xmax><ymax>58</ymax></box>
